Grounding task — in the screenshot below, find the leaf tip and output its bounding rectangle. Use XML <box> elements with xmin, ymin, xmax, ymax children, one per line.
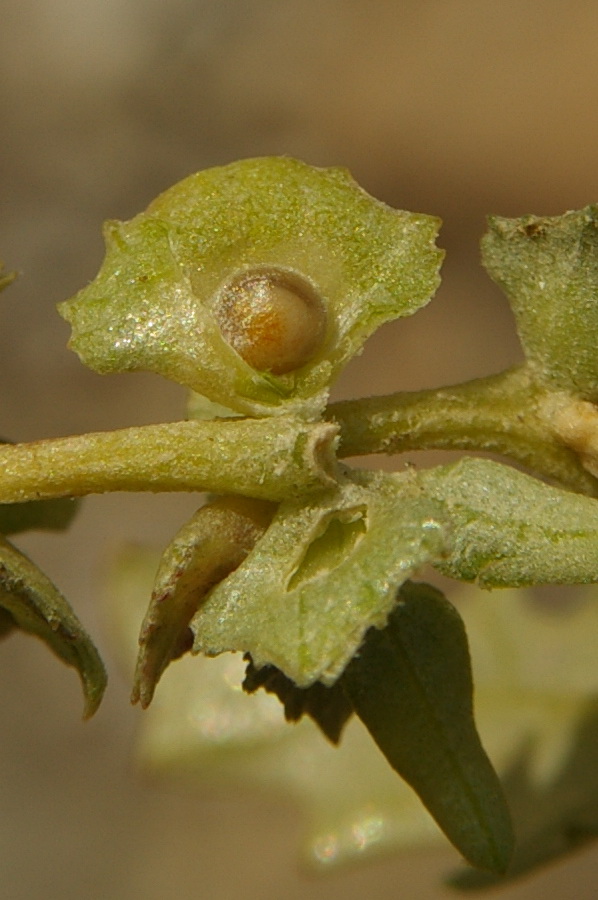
<box><xmin>81</xmin><ymin>662</ymin><xmax>108</xmax><ymax>720</ymax></box>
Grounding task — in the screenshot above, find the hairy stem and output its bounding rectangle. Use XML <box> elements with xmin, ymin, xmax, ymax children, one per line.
<box><xmin>0</xmin><ymin>418</ymin><xmax>338</xmax><ymax>503</ymax></box>
<box><xmin>329</xmin><ymin>366</ymin><xmax>598</xmax><ymax>496</ymax></box>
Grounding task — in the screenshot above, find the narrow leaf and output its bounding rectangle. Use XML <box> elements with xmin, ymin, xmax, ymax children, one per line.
<box><xmin>0</xmin><ymin>536</ymin><xmax>106</xmax><ymax>717</ymax></box>
<box><xmin>343</xmin><ymin>581</ymin><xmax>514</xmax><ymax>873</ymax></box>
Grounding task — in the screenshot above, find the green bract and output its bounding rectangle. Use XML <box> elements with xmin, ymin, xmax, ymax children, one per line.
<box><xmin>186</xmin><ymin>453</ymin><xmax>598</xmax><ymax>696</ymax></box>
<box><xmin>59</xmin><ymin>157</ymin><xmax>442</xmax><ymax>418</ymax></box>
<box><xmin>191</xmin><ymin>469</ymin><xmax>446</xmax><ymax>686</ymax></box>
<box><xmin>421</xmin><ymin>457</ymin><xmax>598</xmax><ymax>587</ymax></box>
<box><xmin>133</xmin><ymin>496</ymin><xmax>275</xmax><ymax>708</ymax></box>
<box><xmin>482</xmin><ymin>206</ymin><xmax>598</xmax><ymax>401</ymax></box>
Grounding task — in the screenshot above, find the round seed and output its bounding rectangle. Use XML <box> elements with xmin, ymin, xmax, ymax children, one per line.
<box><xmin>213</xmin><ymin>268</ymin><xmax>327</xmax><ymax>374</ymax></box>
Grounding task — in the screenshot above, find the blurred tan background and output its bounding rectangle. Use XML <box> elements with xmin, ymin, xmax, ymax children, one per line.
<box><xmin>2</xmin><ymin>2</ymin><xmax>598</xmax><ymax>897</ymax></box>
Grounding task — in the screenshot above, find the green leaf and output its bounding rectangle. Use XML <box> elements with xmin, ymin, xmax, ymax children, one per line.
<box><xmin>342</xmin><ymin>581</ymin><xmax>514</xmax><ymax>874</ymax></box>
<box><xmin>191</xmin><ymin>469</ymin><xmax>447</xmax><ymax>686</ymax></box>
<box><xmin>0</xmin><ymin>535</ymin><xmax>106</xmax><ymax>717</ymax></box>
<box><xmin>59</xmin><ymin>157</ymin><xmax>442</xmax><ymax>418</ymax></box>
<box><xmin>420</xmin><ymin>457</ymin><xmax>598</xmax><ymax>587</ymax></box>
<box><xmin>482</xmin><ymin>207</ymin><xmax>598</xmax><ymax>401</ymax></box>
<box><xmin>0</xmin><ymin>496</ymin><xmax>79</xmax><ymax>535</ymax></box>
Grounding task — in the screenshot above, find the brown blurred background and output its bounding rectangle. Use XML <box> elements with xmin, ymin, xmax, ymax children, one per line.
<box><xmin>2</xmin><ymin>2</ymin><xmax>598</xmax><ymax>897</ymax></box>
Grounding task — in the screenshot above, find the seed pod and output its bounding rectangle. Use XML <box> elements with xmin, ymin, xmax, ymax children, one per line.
<box><xmin>59</xmin><ymin>157</ymin><xmax>442</xmax><ymax>418</ymax></box>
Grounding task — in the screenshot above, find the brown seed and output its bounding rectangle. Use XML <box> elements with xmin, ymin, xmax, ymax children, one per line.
<box><xmin>213</xmin><ymin>268</ymin><xmax>327</xmax><ymax>374</ymax></box>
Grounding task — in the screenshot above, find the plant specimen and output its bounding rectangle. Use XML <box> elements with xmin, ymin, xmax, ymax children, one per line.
<box><xmin>3</xmin><ymin>159</ymin><xmax>598</xmax><ymax>880</ymax></box>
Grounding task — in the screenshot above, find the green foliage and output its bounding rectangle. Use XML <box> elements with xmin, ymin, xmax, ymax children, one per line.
<box><xmin>483</xmin><ymin>207</ymin><xmax>598</xmax><ymax>400</ymax></box>
<box><xmin>133</xmin><ymin>496</ymin><xmax>275</xmax><ymax>708</ymax></box>
<box><xmin>107</xmin><ymin>563</ymin><xmax>598</xmax><ymax>876</ymax></box>
<box><xmin>420</xmin><ymin>457</ymin><xmax>598</xmax><ymax>586</ymax></box>
<box><xmin>5</xmin><ymin>157</ymin><xmax>598</xmax><ymax>878</ymax></box>
<box><xmin>0</xmin><ymin>273</ymin><xmax>105</xmax><ymax>717</ymax></box>
<box><xmin>343</xmin><ymin>581</ymin><xmax>513</xmax><ymax>874</ymax></box>
<box><xmin>0</xmin><ymin>535</ymin><xmax>106</xmax><ymax>717</ymax></box>
<box><xmin>190</xmin><ymin>470</ymin><xmax>446</xmax><ymax>687</ymax></box>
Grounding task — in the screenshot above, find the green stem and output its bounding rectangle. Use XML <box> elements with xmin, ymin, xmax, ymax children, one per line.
<box><xmin>0</xmin><ymin>418</ymin><xmax>338</xmax><ymax>504</ymax></box>
<box><xmin>329</xmin><ymin>366</ymin><xmax>598</xmax><ymax>496</ymax></box>
<box><xmin>1</xmin><ymin>367</ymin><xmax>595</xmax><ymax>507</ymax></box>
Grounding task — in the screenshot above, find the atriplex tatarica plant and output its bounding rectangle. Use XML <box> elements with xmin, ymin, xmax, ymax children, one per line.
<box><xmin>4</xmin><ymin>157</ymin><xmax>598</xmax><ymax>877</ymax></box>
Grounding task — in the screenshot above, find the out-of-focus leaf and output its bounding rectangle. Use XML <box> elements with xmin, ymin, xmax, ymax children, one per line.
<box><xmin>343</xmin><ymin>581</ymin><xmax>513</xmax><ymax>873</ymax></box>
<box><xmin>0</xmin><ymin>606</ymin><xmax>15</xmax><ymax>638</ymax></box>
<box><xmin>191</xmin><ymin>469</ymin><xmax>447</xmax><ymax>686</ymax></box>
<box><xmin>482</xmin><ymin>207</ymin><xmax>598</xmax><ymax>401</ymax></box>
<box><xmin>0</xmin><ymin>496</ymin><xmax>79</xmax><ymax>535</ymax></box>
<box><xmin>133</xmin><ymin>496</ymin><xmax>275</xmax><ymax>708</ymax></box>
<box><xmin>59</xmin><ymin>157</ymin><xmax>442</xmax><ymax>418</ymax></box>
<box><xmin>104</xmin><ymin>543</ymin><xmax>445</xmax><ymax>868</ymax></box>
<box><xmin>449</xmin><ymin>588</ymin><xmax>598</xmax><ymax>889</ymax></box>
<box><xmin>0</xmin><ymin>263</ymin><xmax>16</xmax><ymax>292</ymax></box>
<box><xmin>243</xmin><ymin>657</ymin><xmax>354</xmax><ymax>744</ymax></box>
<box><xmin>0</xmin><ymin>535</ymin><xmax>106</xmax><ymax>717</ymax></box>
<box><xmin>105</xmin><ymin>543</ymin><xmax>598</xmax><ymax>874</ymax></box>
<box><xmin>420</xmin><ymin>457</ymin><xmax>598</xmax><ymax>587</ymax></box>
